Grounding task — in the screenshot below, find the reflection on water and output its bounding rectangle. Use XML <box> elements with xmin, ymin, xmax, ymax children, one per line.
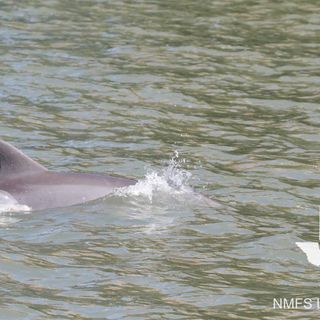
<box><xmin>0</xmin><ymin>0</ymin><xmax>319</xmax><ymax>318</ymax></box>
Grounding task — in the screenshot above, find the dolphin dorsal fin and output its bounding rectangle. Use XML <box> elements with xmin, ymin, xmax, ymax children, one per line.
<box><xmin>0</xmin><ymin>140</ymin><xmax>47</xmax><ymax>178</ymax></box>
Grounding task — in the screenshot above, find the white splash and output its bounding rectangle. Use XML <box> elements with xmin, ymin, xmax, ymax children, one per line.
<box><xmin>115</xmin><ymin>151</ymin><xmax>192</xmax><ymax>201</ymax></box>
<box><xmin>114</xmin><ymin>151</ymin><xmax>218</xmax><ymax>206</ymax></box>
<box><xmin>296</xmin><ymin>242</ymin><xmax>320</xmax><ymax>267</ymax></box>
<box><xmin>0</xmin><ymin>191</ymin><xmax>31</xmax><ymax>213</ymax></box>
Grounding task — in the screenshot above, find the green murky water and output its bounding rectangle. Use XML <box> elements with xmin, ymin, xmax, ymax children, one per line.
<box><xmin>0</xmin><ymin>0</ymin><xmax>319</xmax><ymax>319</ymax></box>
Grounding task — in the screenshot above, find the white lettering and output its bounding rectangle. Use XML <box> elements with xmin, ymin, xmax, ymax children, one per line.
<box><xmin>284</xmin><ymin>298</ymin><xmax>295</xmax><ymax>309</ymax></box>
<box><xmin>273</xmin><ymin>298</ymin><xmax>282</xmax><ymax>309</ymax></box>
<box><xmin>304</xmin><ymin>298</ymin><xmax>313</xmax><ymax>310</ymax></box>
<box><xmin>273</xmin><ymin>297</ymin><xmax>320</xmax><ymax>309</ymax></box>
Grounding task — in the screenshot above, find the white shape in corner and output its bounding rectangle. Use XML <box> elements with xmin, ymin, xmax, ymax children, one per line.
<box><xmin>296</xmin><ymin>242</ymin><xmax>320</xmax><ymax>267</ymax></box>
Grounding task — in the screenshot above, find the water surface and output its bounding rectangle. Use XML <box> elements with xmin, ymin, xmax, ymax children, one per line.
<box><xmin>0</xmin><ymin>0</ymin><xmax>319</xmax><ymax>319</ymax></box>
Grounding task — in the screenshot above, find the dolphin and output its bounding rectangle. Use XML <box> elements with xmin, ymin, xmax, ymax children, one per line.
<box><xmin>0</xmin><ymin>140</ymin><xmax>136</xmax><ymax>211</ymax></box>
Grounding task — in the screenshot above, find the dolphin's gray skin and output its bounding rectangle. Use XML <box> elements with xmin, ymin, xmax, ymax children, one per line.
<box><xmin>0</xmin><ymin>140</ymin><xmax>136</xmax><ymax>211</ymax></box>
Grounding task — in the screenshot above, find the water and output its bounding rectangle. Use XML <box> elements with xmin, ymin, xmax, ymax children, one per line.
<box><xmin>0</xmin><ymin>0</ymin><xmax>319</xmax><ymax>318</ymax></box>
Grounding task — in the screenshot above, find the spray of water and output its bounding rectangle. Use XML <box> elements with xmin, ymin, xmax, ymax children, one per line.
<box><xmin>114</xmin><ymin>151</ymin><xmax>218</xmax><ymax>207</ymax></box>
<box><xmin>114</xmin><ymin>151</ymin><xmax>192</xmax><ymax>201</ymax></box>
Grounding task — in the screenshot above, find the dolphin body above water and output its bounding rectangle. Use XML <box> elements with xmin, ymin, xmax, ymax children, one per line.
<box><xmin>0</xmin><ymin>140</ymin><xmax>137</xmax><ymax>211</ymax></box>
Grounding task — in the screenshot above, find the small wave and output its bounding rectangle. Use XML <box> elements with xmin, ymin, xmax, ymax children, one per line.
<box><xmin>0</xmin><ymin>191</ymin><xmax>31</xmax><ymax>213</ymax></box>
